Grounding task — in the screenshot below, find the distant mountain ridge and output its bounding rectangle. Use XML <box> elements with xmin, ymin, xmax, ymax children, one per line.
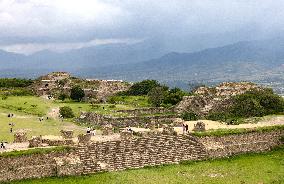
<box><xmin>0</xmin><ymin>38</ymin><xmax>284</xmax><ymax>94</ymax></box>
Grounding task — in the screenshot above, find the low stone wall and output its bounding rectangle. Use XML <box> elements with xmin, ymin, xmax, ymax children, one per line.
<box><xmin>76</xmin><ymin>134</ymin><xmax>207</xmax><ymax>174</ymax></box>
<box><xmin>115</xmin><ymin>107</ymin><xmax>174</xmax><ymax>116</ymax></box>
<box><xmin>198</xmin><ymin>130</ymin><xmax>283</xmax><ymax>158</ymax></box>
<box><xmin>0</xmin><ymin>129</ymin><xmax>283</xmax><ymax>182</ymax></box>
<box><xmin>0</xmin><ymin>152</ymin><xmax>73</xmax><ymax>182</ymax></box>
<box><xmin>80</xmin><ymin>112</ymin><xmax>176</xmax><ymax>128</ymax></box>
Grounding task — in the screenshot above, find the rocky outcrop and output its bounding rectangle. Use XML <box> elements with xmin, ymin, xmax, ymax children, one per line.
<box><xmin>176</xmin><ymin>82</ymin><xmax>263</xmax><ymax>116</ymax></box>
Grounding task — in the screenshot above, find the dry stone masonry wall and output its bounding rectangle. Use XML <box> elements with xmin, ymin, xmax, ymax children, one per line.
<box><xmin>0</xmin><ymin>130</ymin><xmax>283</xmax><ymax>182</ymax></box>
<box><xmin>80</xmin><ymin>112</ymin><xmax>176</xmax><ymax>128</ymax></box>
<box><xmin>76</xmin><ymin>134</ymin><xmax>207</xmax><ymax>174</ymax></box>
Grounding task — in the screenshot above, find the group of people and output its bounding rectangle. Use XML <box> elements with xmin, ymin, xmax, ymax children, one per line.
<box><xmin>182</xmin><ymin>123</ymin><xmax>189</xmax><ymax>134</ymax></box>
<box><xmin>0</xmin><ymin>141</ymin><xmax>7</xmax><ymax>149</ymax></box>
<box><xmin>39</xmin><ymin>117</ymin><xmax>49</xmax><ymax>122</ymax></box>
<box><xmin>86</xmin><ymin>127</ymin><xmax>96</xmax><ymax>136</ymax></box>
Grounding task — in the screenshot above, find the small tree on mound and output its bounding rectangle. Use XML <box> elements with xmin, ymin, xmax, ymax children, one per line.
<box><xmin>70</xmin><ymin>86</ymin><xmax>85</xmax><ymax>101</ymax></box>
<box><xmin>148</xmin><ymin>86</ymin><xmax>167</xmax><ymax>107</ymax></box>
<box><xmin>59</xmin><ymin>106</ymin><xmax>74</xmax><ymax>118</ymax></box>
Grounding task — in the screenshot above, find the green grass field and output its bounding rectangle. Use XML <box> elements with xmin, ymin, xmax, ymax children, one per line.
<box><xmin>8</xmin><ymin>148</ymin><xmax>284</xmax><ymax>184</ymax></box>
<box><xmin>0</xmin><ymin>95</ymin><xmax>152</xmax><ymax>142</ymax></box>
<box><xmin>0</xmin><ymin>96</ymin><xmax>86</xmax><ymax>142</ymax></box>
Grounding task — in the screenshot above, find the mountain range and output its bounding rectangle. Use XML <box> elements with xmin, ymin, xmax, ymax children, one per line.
<box><xmin>0</xmin><ymin>37</ymin><xmax>284</xmax><ymax>93</ymax></box>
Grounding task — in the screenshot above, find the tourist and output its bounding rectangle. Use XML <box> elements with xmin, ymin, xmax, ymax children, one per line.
<box><xmin>0</xmin><ymin>141</ymin><xmax>5</xmax><ymax>149</ymax></box>
<box><xmin>182</xmin><ymin>124</ymin><xmax>186</xmax><ymax>134</ymax></box>
<box><xmin>10</xmin><ymin>127</ymin><xmax>13</xmax><ymax>133</ymax></box>
<box><xmin>185</xmin><ymin>124</ymin><xmax>189</xmax><ymax>133</ymax></box>
<box><xmin>86</xmin><ymin>127</ymin><xmax>91</xmax><ymax>134</ymax></box>
<box><xmin>91</xmin><ymin>129</ymin><xmax>96</xmax><ymax>136</ymax></box>
<box><xmin>127</xmin><ymin>126</ymin><xmax>132</xmax><ymax>132</ymax></box>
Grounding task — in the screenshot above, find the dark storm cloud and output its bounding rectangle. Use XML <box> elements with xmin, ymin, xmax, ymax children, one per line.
<box><xmin>0</xmin><ymin>0</ymin><xmax>283</xmax><ymax>54</ymax></box>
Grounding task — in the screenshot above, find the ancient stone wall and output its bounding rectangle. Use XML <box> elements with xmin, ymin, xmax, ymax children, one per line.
<box><xmin>76</xmin><ymin>134</ymin><xmax>207</xmax><ymax>174</ymax></box>
<box><xmin>198</xmin><ymin>130</ymin><xmax>283</xmax><ymax>158</ymax></box>
<box><xmin>0</xmin><ymin>152</ymin><xmax>74</xmax><ymax>182</ymax></box>
<box><xmin>0</xmin><ymin>130</ymin><xmax>283</xmax><ymax>182</ymax></box>
<box><xmin>80</xmin><ymin>112</ymin><xmax>176</xmax><ymax>128</ymax></box>
<box><xmin>115</xmin><ymin>107</ymin><xmax>174</xmax><ymax>116</ymax></box>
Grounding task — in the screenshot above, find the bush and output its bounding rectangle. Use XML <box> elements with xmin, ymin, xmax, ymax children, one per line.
<box><xmin>58</xmin><ymin>93</ymin><xmax>69</xmax><ymax>101</ymax></box>
<box><xmin>148</xmin><ymin>87</ymin><xmax>167</xmax><ymax>107</ymax></box>
<box><xmin>0</xmin><ymin>78</ymin><xmax>33</xmax><ymax>88</ymax></box>
<box><xmin>181</xmin><ymin>111</ymin><xmax>199</xmax><ymax>121</ymax></box>
<box><xmin>70</xmin><ymin>86</ymin><xmax>85</xmax><ymax>101</ymax></box>
<box><xmin>231</xmin><ymin>89</ymin><xmax>284</xmax><ymax>118</ymax></box>
<box><xmin>164</xmin><ymin>88</ymin><xmax>187</xmax><ymax>105</ymax></box>
<box><xmin>1</xmin><ymin>95</ymin><xmax>8</xmax><ymax>100</ymax></box>
<box><xmin>206</xmin><ymin>88</ymin><xmax>284</xmax><ymax>122</ymax></box>
<box><xmin>59</xmin><ymin>106</ymin><xmax>75</xmax><ymax>118</ymax></box>
<box><xmin>126</xmin><ymin>80</ymin><xmax>166</xmax><ymax>96</ymax></box>
<box><xmin>109</xmin><ymin>105</ymin><xmax>116</xmax><ymax>108</ymax></box>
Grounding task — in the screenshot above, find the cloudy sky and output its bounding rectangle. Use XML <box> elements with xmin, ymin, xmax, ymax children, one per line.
<box><xmin>0</xmin><ymin>0</ymin><xmax>283</xmax><ymax>54</ymax></box>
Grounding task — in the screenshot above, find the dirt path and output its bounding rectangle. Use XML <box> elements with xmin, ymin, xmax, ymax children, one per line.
<box><xmin>181</xmin><ymin>115</ymin><xmax>284</xmax><ymax>132</ymax></box>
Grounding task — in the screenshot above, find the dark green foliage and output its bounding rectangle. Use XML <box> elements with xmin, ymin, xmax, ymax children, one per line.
<box><xmin>70</xmin><ymin>86</ymin><xmax>85</xmax><ymax>101</ymax></box>
<box><xmin>181</xmin><ymin>111</ymin><xmax>199</xmax><ymax>121</ymax></box>
<box><xmin>231</xmin><ymin>89</ymin><xmax>284</xmax><ymax>118</ymax></box>
<box><xmin>0</xmin><ymin>78</ymin><xmax>33</xmax><ymax>88</ymax></box>
<box><xmin>126</xmin><ymin>80</ymin><xmax>164</xmax><ymax>96</ymax></box>
<box><xmin>164</xmin><ymin>88</ymin><xmax>187</xmax><ymax>105</ymax></box>
<box><xmin>1</xmin><ymin>94</ymin><xmax>8</xmax><ymax>100</ymax></box>
<box><xmin>58</xmin><ymin>93</ymin><xmax>69</xmax><ymax>101</ymax></box>
<box><xmin>59</xmin><ymin>106</ymin><xmax>75</xmax><ymax>118</ymax></box>
<box><xmin>147</xmin><ymin>87</ymin><xmax>167</xmax><ymax>107</ymax></box>
<box><xmin>207</xmin><ymin>88</ymin><xmax>284</xmax><ymax>122</ymax></box>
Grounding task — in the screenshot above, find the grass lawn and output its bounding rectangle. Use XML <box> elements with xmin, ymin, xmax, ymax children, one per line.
<box><xmin>0</xmin><ymin>96</ymin><xmax>52</xmax><ymax>116</ymax></box>
<box><xmin>0</xmin><ymin>96</ymin><xmax>86</xmax><ymax>142</ymax></box>
<box><xmin>9</xmin><ymin>148</ymin><xmax>284</xmax><ymax>184</ymax></box>
<box><xmin>0</xmin><ymin>112</ymin><xmax>85</xmax><ymax>142</ymax></box>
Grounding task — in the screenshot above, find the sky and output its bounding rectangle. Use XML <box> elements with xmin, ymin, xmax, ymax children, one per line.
<box><xmin>0</xmin><ymin>0</ymin><xmax>284</xmax><ymax>55</ymax></box>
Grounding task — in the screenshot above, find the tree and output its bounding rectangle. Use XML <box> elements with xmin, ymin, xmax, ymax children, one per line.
<box><xmin>181</xmin><ymin>111</ymin><xmax>199</xmax><ymax>121</ymax></box>
<box><xmin>127</xmin><ymin>80</ymin><xmax>165</xmax><ymax>96</ymax></box>
<box><xmin>70</xmin><ymin>86</ymin><xmax>85</xmax><ymax>101</ymax></box>
<box><xmin>59</xmin><ymin>106</ymin><xmax>74</xmax><ymax>118</ymax></box>
<box><xmin>164</xmin><ymin>88</ymin><xmax>187</xmax><ymax>105</ymax></box>
<box><xmin>147</xmin><ymin>87</ymin><xmax>167</xmax><ymax>107</ymax></box>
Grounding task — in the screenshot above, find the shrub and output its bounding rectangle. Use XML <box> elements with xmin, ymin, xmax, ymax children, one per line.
<box><xmin>109</xmin><ymin>105</ymin><xmax>116</xmax><ymax>108</ymax></box>
<box><xmin>59</xmin><ymin>106</ymin><xmax>75</xmax><ymax>118</ymax></box>
<box><xmin>181</xmin><ymin>111</ymin><xmax>199</xmax><ymax>121</ymax></box>
<box><xmin>126</xmin><ymin>80</ymin><xmax>166</xmax><ymax>96</ymax></box>
<box><xmin>231</xmin><ymin>89</ymin><xmax>284</xmax><ymax>118</ymax></box>
<box><xmin>58</xmin><ymin>93</ymin><xmax>69</xmax><ymax>101</ymax></box>
<box><xmin>164</xmin><ymin>88</ymin><xmax>187</xmax><ymax>105</ymax></box>
<box><xmin>1</xmin><ymin>95</ymin><xmax>8</xmax><ymax>100</ymax></box>
<box><xmin>206</xmin><ymin>88</ymin><xmax>284</xmax><ymax>122</ymax></box>
<box><xmin>70</xmin><ymin>86</ymin><xmax>85</xmax><ymax>101</ymax></box>
<box><xmin>148</xmin><ymin>87</ymin><xmax>167</xmax><ymax>107</ymax></box>
<box><xmin>0</xmin><ymin>78</ymin><xmax>33</xmax><ymax>88</ymax></box>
